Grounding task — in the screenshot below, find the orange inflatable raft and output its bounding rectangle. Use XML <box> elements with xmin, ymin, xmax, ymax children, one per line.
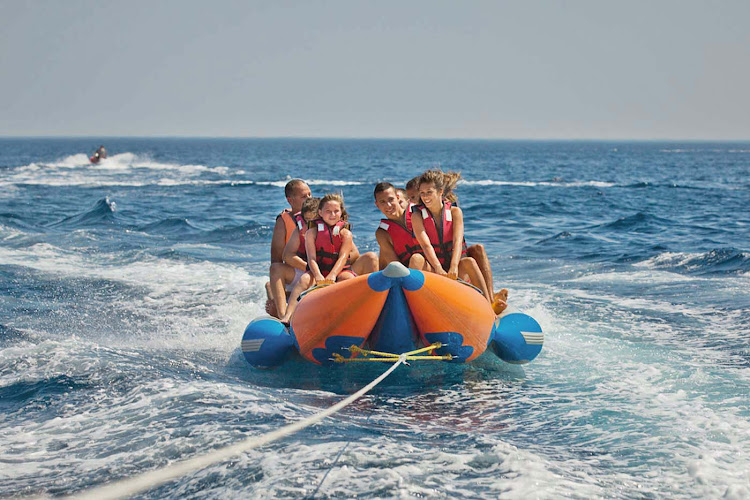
<box><xmin>241</xmin><ymin>262</ymin><xmax>544</xmax><ymax>367</ymax></box>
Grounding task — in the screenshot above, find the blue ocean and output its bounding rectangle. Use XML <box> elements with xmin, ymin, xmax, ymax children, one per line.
<box><xmin>1</xmin><ymin>138</ymin><xmax>749</xmax><ymax>498</ymax></box>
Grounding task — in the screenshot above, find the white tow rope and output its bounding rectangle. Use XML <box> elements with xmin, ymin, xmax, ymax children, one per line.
<box><xmin>67</xmin><ymin>355</ymin><xmax>406</xmax><ymax>500</ymax></box>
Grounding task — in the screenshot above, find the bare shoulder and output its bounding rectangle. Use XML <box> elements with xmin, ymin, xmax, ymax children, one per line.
<box><xmin>375</xmin><ymin>227</ymin><xmax>392</xmax><ymax>244</ymax></box>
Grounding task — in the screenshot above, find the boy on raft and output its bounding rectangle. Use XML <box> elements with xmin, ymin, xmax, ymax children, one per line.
<box><xmin>374</xmin><ymin>182</ymin><xmax>427</xmax><ymax>271</ymax></box>
<box><xmin>410</xmin><ymin>169</ymin><xmax>508</xmax><ymax>314</ymax></box>
<box><xmin>279</xmin><ymin>193</ymin><xmax>377</xmax><ymax>323</ymax></box>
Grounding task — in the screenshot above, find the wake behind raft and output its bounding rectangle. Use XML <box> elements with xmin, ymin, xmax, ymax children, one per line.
<box><xmin>241</xmin><ymin>262</ymin><xmax>544</xmax><ymax>368</ymax></box>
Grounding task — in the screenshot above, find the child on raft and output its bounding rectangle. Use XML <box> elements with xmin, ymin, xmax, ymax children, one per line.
<box><xmin>280</xmin><ymin>193</ymin><xmax>375</xmax><ymax>323</ymax></box>
<box><xmin>405</xmin><ymin>176</ymin><xmax>421</xmax><ymax>205</ymax></box>
<box><xmin>411</xmin><ymin>169</ymin><xmax>508</xmax><ymax>313</ymax></box>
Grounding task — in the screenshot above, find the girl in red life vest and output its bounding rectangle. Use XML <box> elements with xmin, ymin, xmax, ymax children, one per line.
<box><xmin>305</xmin><ymin>193</ymin><xmax>356</xmax><ymax>285</ymax></box>
<box><xmin>411</xmin><ymin>169</ymin><xmax>493</xmax><ymax>303</ymax></box>
<box><xmin>278</xmin><ymin>197</ymin><xmax>321</xmax><ymax>323</ymax></box>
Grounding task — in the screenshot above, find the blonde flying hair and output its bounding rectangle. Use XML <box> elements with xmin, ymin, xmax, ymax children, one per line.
<box><xmin>418</xmin><ymin>169</ymin><xmax>461</xmax><ymax>203</ymax></box>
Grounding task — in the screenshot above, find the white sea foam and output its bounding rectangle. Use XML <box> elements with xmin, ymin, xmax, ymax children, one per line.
<box><xmin>0</xmin><ymin>155</ymin><xmax>364</xmax><ymax>189</ymax></box>
<box><xmin>538</xmin><ymin>297</ymin><xmax>750</xmax><ymax>497</ymax></box>
<box><xmin>635</xmin><ymin>251</ymin><xmax>703</xmax><ymax>270</ymax></box>
<box><xmin>0</xmin><ymin>152</ymin><xmax>235</xmax><ymax>188</ymax></box>
<box><xmin>636</xmin><ymin>251</ymin><xmax>750</xmax><ymax>276</ymax></box>
<box><xmin>255</xmin><ymin>179</ymin><xmax>364</xmax><ymax>188</ymax></box>
<box><xmin>0</xmin><ymin>243</ymin><xmax>264</xmax><ymax>352</ymax></box>
<box><xmin>570</xmin><ymin>268</ymin><xmax>701</xmax><ymax>284</ymax></box>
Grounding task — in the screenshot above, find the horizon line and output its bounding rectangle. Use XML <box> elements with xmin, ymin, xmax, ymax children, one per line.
<box><xmin>1</xmin><ymin>135</ymin><xmax>750</xmax><ymax>142</ymax></box>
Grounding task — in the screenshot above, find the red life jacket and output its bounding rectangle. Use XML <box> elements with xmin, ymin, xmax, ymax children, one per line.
<box><xmin>405</xmin><ymin>203</ymin><xmax>415</xmax><ymax>232</ymax></box>
<box><xmin>292</xmin><ymin>212</ymin><xmax>308</xmax><ymax>258</ymax></box>
<box><xmin>313</xmin><ymin>219</ymin><xmax>351</xmax><ymax>274</ymax></box>
<box><xmin>378</xmin><ymin>215</ymin><xmax>422</xmax><ymax>265</ymax></box>
<box><xmin>417</xmin><ymin>201</ymin><xmax>467</xmax><ymax>268</ymax></box>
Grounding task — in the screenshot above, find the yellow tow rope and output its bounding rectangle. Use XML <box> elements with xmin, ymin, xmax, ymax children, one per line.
<box><xmin>331</xmin><ymin>342</ymin><xmax>452</xmax><ymax>363</ymax></box>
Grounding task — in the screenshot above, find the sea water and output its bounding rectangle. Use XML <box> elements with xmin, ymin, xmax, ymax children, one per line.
<box><xmin>1</xmin><ymin>138</ymin><xmax>749</xmax><ymax>498</ymax></box>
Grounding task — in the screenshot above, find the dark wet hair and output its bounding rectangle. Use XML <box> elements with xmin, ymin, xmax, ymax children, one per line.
<box><xmin>284</xmin><ymin>178</ymin><xmax>308</xmax><ymax>198</ymax></box>
<box><xmin>405</xmin><ymin>176</ymin><xmax>420</xmax><ymax>191</ymax></box>
<box><xmin>301</xmin><ymin>196</ymin><xmax>320</xmax><ymax>215</ymax></box>
<box><xmin>373</xmin><ymin>182</ymin><xmax>396</xmax><ymax>199</ymax></box>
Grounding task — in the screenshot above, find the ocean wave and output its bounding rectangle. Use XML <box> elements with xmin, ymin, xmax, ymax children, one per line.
<box><xmin>635</xmin><ymin>248</ymin><xmax>750</xmax><ymax>275</ymax></box>
<box><xmin>138</xmin><ymin>218</ymin><xmax>202</xmax><ymax>236</ymax></box>
<box><xmin>0</xmin><ymin>174</ymin><xmax>363</xmax><ymax>189</ymax></box>
<box><xmin>254</xmin><ymin>179</ymin><xmax>365</xmax><ymax>188</ymax></box>
<box><xmin>0</xmin><ymin>324</ymin><xmax>37</xmax><ymax>345</ymax></box>
<box><xmin>661</xmin><ymin>148</ymin><xmax>750</xmax><ymax>154</ymax></box>
<box><xmin>0</xmin><ymin>242</ymin><xmax>266</xmax><ymax>351</ymax></box>
<box><xmin>43</xmin><ymin>152</ymin><xmax>230</xmax><ymax>175</ymax></box>
<box><xmin>460</xmin><ymin>180</ymin><xmax>615</xmax><ymax>188</ymax></box>
<box><xmin>0</xmin><ymin>212</ymin><xmax>35</xmax><ymax>231</ymax></box>
<box><xmin>50</xmin><ymin>197</ymin><xmax>117</xmax><ymax>228</ymax></box>
<box><xmin>0</xmin><ymin>153</ymin><xmax>234</xmax><ymax>188</ymax></box>
<box><xmin>536</xmin><ymin>231</ymin><xmax>573</xmax><ymax>243</ymax></box>
<box><xmin>203</xmin><ymin>221</ymin><xmax>270</xmax><ymax>243</ymax></box>
<box><xmin>596</xmin><ymin>212</ymin><xmax>671</xmax><ymax>233</ymax></box>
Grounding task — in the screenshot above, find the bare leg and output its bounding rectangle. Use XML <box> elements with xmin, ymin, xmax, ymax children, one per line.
<box><xmin>264</xmin><ymin>281</ymin><xmax>277</xmax><ymax>317</ymax></box>
<box><xmin>467</xmin><ymin>244</ymin><xmax>494</xmax><ymax>299</ymax></box>
<box><xmin>279</xmin><ymin>272</ymin><xmax>313</xmax><ymax>323</ymax></box>
<box><xmin>269</xmin><ymin>262</ymin><xmax>297</xmax><ymax>319</ymax></box>
<box><xmin>492</xmin><ymin>288</ymin><xmax>509</xmax><ymax>315</ymax></box>
<box><xmin>458</xmin><ymin>256</ymin><xmax>491</xmax><ymax>302</ymax></box>
<box><xmin>336</xmin><ymin>270</ymin><xmax>357</xmax><ymax>281</ymax></box>
<box><xmin>351</xmin><ymin>251</ymin><xmax>378</xmax><ymax>275</ymax></box>
<box><xmin>408</xmin><ymin>253</ymin><xmax>426</xmax><ymax>270</ymax></box>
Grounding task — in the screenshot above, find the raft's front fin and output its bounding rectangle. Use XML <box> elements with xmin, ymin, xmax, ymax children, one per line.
<box><xmin>367</xmin><ymin>263</ymin><xmax>421</xmax><ymax>354</ymax></box>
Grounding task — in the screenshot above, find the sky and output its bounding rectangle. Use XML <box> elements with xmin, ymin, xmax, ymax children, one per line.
<box><xmin>1</xmin><ymin>0</ymin><xmax>749</xmax><ymax>140</ymax></box>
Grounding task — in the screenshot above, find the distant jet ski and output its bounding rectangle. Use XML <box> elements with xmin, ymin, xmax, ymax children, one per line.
<box><xmin>89</xmin><ymin>145</ymin><xmax>107</xmax><ymax>164</ymax></box>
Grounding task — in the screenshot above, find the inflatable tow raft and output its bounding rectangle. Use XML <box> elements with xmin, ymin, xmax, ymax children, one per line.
<box><xmin>241</xmin><ymin>262</ymin><xmax>543</xmax><ymax>368</ymax></box>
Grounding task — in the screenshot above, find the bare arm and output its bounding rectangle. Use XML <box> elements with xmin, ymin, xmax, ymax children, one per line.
<box><xmin>270</xmin><ymin>216</ymin><xmax>288</xmax><ymax>263</ymax></box>
<box><xmin>448</xmin><ymin>207</ymin><xmax>465</xmax><ymax>277</ymax></box>
<box><xmin>325</xmin><ymin>229</ymin><xmax>353</xmax><ymax>281</ymax></box>
<box><xmin>282</xmin><ymin>228</ymin><xmax>307</xmax><ymax>271</ymax></box>
<box><xmin>412</xmin><ymin>210</ymin><xmax>446</xmax><ymax>275</ymax></box>
<box><xmin>375</xmin><ymin>228</ymin><xmax>398</xmax><ymax>269</ymax></box>
<box><xmin>305</xmin><ymin>227</ymin><xmax>325</xmax><ymax>282</ymax></box>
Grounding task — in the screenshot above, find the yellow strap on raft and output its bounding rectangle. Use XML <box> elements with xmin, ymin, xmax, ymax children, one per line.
<box><xmin>331</xmin><ymin>343</ymin><xmax>452</xmax><ymax>363</ymax></box>
<box><xmin>298</xmin><ymin>280</ymin><xmax>335</xmax><ymax>300</ymax></box>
